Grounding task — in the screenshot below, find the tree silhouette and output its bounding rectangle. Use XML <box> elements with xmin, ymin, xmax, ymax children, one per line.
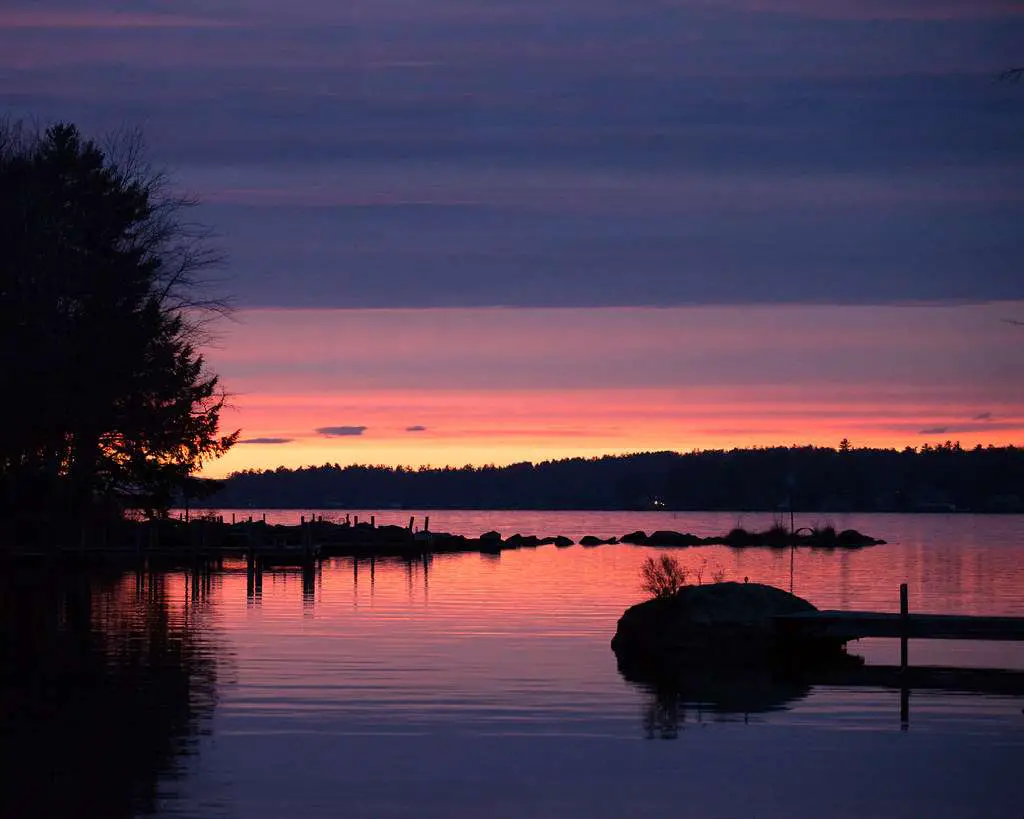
<box><xmin>0</xmin><ymin>121</ymin><xmax>237</xmax><ymax>521</ymax></box>
<box><xmin>199</xmin><ymin>446</ymin><xmax>1024</xmax><ymax>513</ymax></box>
<box><xmin>640</xmin><ymin>554</ymin><xmax>688</xmax><ymax>598</ymax></box>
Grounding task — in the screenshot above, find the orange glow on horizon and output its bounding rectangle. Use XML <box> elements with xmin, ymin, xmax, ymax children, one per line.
<box><xmin>199</xmin><ymin>303</ymin><xmax>1024</xmax><ymax>475</ymax></box>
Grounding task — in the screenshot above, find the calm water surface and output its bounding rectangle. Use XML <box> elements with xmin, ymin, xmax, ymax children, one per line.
<box><xmin>3</xmin><ymin>511</ymin><xmax>1023</xmax><ymax>818</ymax></box>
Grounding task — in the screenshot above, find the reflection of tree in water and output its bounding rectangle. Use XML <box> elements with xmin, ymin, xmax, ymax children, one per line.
<box><xmin>0</xmin><ymin>567</ymin><xmax>220</xmax><ymax>817</ymax></box>
<box><xmin>641</xmin><ymin>685</ymin><xmax>686</xmax><ymax>740</ymax></box>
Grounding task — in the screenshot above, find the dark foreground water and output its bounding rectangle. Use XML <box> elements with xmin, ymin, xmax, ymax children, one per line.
<box><xmin>2</xmin><ymin>511</ymin><xmax>1023</xmax><ymax>818</ymax></box>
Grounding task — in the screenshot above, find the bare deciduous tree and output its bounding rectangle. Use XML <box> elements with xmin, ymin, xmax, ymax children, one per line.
<box><xmin>640</xmin><ymin>555</ymin><xmax>688</xmax><ymax>598</ymax></box>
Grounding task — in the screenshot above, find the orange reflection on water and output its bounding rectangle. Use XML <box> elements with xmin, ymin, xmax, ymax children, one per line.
<box><xmin>205</xmin><ymin>512</ymin><xmax>1024</xmax><ymax>676</ymax></box>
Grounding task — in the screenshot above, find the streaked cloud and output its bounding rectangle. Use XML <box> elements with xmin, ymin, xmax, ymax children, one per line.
<box><xmin>237</xmin><ymin>437</ymin><xmax>293</xmax><ymax>445</ymax></box>
<box><xmin>315</xmin><ymin>425</ymin><xmax>368</xmax><ymax>437</ymax></box>
<box><xmin>2</xmin><ymin>0</ymin><xmax>1021</xmax><ymax>308</ymax></box>
<box><xmin>716</xmin><ymin>0</ymin><xmax>1024</xmax><ymax>21</ymax></box>
<box><xmin>0</xmin><ymin>10</ymin><xmax>238</xmax><ymax>29</ymax></box>
<box><xmin>405</xmin><ymin>425</ymin><xmax>427</xmax><ymax>432</ymax></box>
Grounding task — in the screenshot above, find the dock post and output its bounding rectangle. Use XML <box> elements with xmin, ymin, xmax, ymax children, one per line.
<box><xmin>408</xmin><ymin>516</ymin><xmax>415</xmax><ymax>531</ymax></box>
<box><xmin>371</xmin><ymin>515</ymin><xmax>375</xmax><ymax>528</ymax></box>
<box><xmin>425</xmin><ymin>516</ymin><xmax>430</xmax><ymax>533</ymax></box>
<box><xmin>899</xmin><ymin>583</ymin><xmax>909</xmax><ymax>672</ymax></box>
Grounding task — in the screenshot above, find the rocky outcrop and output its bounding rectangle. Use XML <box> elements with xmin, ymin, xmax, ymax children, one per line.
<box><xmin>646</xmin><ymin>530</ymin><xmax>703</xmax><ymax>547</ymax></box>
<box><xmin>616</xmin><ymin>527</ymin><xmax>885</xmax><ymax>549</ymax></box>
<box><xmin>504</xmin><ymin>533</ymin><xmax>541</xmax><ymax>548</ymax></box>
<box><xmin>611</xmin><ymin>582</ymin><xmax>850</xmax><ymax>670</ymax></box>
<box><xmin>579</xmin><ymin>535</ymin><xmax>618</xmax><ymax>546</ymax></box>
<box><xmin>547</xmin><ymin>536</ymin><xmax>573</xmax><ymax>548</ymax></box>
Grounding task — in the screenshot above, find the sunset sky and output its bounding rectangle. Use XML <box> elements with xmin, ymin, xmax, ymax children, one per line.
<box><xmin>3</xmin><ymin>1</ymin><xmax>1022</xmax><ymax>474</ymax></box>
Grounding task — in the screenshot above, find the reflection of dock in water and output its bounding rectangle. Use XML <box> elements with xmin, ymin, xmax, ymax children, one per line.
<box><xmin>822</xmin><ymin>663</ymin><xmax>1024</xmax><ymax>724</ymax></box>
<box><xmin>222</xmin><ymin>553</ymin><xmax>429</xmax><ymax>606</ymax></box>
<box><xmin>815</xmin><ymin>664</ymin><xmax>1024</xmax><ymax>697</ymax></box>
<box><xmin>624</xmin><ymin>660</ymin><xmax>1024</xmax><ymax>735</ymax></box>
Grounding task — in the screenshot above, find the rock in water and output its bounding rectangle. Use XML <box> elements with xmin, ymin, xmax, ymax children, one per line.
<box><xmin>611</xmin><ymin>582</ymin><xmax>848</xmax><ymax>669</ymax></box>
<box><xmin>580</xmin><ymin>535</ymin><xmax>618</xmax><ymax>546</ymax></box>
<box><xmin>645</xmin><ymin>530</ymin><xmax>702</xmax><ymax>547</ymax></box>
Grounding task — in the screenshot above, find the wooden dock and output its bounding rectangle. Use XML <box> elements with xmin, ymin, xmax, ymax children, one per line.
<box><xmin>774</xmin><ymin>610</ymin><xmax>1024</xmax><ymax>642</ymax></box>
<box><xmin>775</xmin><ymin>583</ymin><xmax>1024</xmax><ymax>671</ymax></box>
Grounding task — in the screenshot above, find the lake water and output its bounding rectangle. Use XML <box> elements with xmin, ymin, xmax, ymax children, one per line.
<box><xmin>3</xmin><ymin>511</ymin><xmax>1023</xmax><ymax>818</ymax></box>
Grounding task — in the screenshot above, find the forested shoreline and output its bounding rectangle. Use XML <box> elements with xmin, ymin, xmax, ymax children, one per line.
<box><xmin>201</xmin><ymin>444</ymin><xmax>1024</xmax><ymax>513</ymax></box>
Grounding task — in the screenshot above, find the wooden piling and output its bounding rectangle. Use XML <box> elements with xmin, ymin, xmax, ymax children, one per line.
<box><xmin>424</xmin><ymin>516</ymin><xmax>430</xmax><ymax>532</ymax></box>
<box><xmin>899</xmin><ymin>583</ymin><xmax>909</xmax><ymax>672</ymax></box>
<box><xmin>408</xmin><ymin>516</ymin><xmax>415</xmax><ymax>531</ymax></box>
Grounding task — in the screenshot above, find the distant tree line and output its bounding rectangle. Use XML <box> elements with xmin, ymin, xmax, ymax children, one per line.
<box><xmin>202</xmin><ymin>443</ymin><xmax>1024</xmax><ymax>513</ymax></box>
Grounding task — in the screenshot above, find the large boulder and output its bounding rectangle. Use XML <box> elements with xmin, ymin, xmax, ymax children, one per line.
<box><xmin>373</xmin><ymin>524</ymin><xmax>411</xmax><ymax>542</ymax></box>
<box><xmin>835</xmin><ymin>528</ymin><xmax>886</xmax><ymax>547</ymax></box>
<box><xmin>580</xmin><ymin>535</ymin><xmax>618</xmax><ymax>546</ymax></box>
<box><xmin>646</xmin><ymin>530</ymin><xmax>702</xmax><ymax>547</ymax></box>
<box><xmin>537</xmin><ymin>535</ymin><xmax>573</xmax><ymax>547</ymax></box>
<box><xmin>611</xmin><ymin>582</ymin><xmax>849</xmax><ymax>669</ymax></box>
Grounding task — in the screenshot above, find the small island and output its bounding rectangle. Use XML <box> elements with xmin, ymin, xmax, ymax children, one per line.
<box><xmin>611</xmin><ymin>581</ymin><xmax>854</xmax><ymax>672</ymax></box>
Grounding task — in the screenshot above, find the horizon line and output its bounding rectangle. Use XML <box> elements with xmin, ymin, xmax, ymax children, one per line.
<box><xmin>212</xmin><ymin>440</ymin><xmax>1022</xmax><ymax>477</ymax></box>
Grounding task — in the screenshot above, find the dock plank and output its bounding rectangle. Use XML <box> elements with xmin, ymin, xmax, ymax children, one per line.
<box><xmin>775</xmin><ymin>610</ymin><xmax>1024</xmax><ymax>642</ymax></box>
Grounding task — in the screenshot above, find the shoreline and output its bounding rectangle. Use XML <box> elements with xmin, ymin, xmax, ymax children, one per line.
<box><xmin>0</xmin><ymin>518</ymin><xmax>884</xmax><ymax>567</ymax></box>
